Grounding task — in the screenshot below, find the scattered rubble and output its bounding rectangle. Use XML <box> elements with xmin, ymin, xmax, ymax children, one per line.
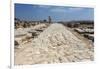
<box><xmin>14</xmin><ymin>24</ymin><xmax>49</xmax><ymax>49</ymax></box>
<box><xmin>62</xmin><ymin>22</ymin><xmax>94</xmax><ymax>42</ymax></box>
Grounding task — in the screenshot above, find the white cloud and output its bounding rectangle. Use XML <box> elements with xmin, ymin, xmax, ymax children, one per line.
<box><xmin>50</xmin><ymin>7</ymin><xmax>84</xmax><ymax>13</ymax></box>
<box><xmin>32</xmin><ymin>5</ymin><xmax>51</xmax><ymax>9</ymax></box>
<box><xmin>50</xmin><ymin>7</ymin><xmax>67</xmax><ymax>13</ymax></box>
<box><xmin>38</xmin><ymin>5</ymin><xmax>51</xmax><ymax>8</ymax></box>
<box><xmin>51</xmin><ymin>8</ymin><xmax>66</xmax><ymax>12</ymax></box>
<box><xmin>33</xmin><ymin>5</ymin><xmax>84</xmax><ymax>13</ymax></box>
<box><xmin>68</xmin><ymin>8</ymin><xmax>84</xmax><ymax>11</ymax></box>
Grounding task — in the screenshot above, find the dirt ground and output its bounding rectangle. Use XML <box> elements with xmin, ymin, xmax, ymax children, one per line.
<box><xmin>14</xmin><ymin>23</ymin><xmax>94</xmax><ymax>65</ymax></box>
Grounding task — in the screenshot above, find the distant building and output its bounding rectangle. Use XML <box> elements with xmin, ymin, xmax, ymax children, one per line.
<box><xmin>48</xmin><ymin>16</ymin><xmax>52</xmax><ymax>23</ymax></box>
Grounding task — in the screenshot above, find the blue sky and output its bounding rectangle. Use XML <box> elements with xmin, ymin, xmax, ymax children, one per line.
<box><xmin>15</xmin><ymin>4</ymin><xmax>94</xmax><ymax>22</ymax></box>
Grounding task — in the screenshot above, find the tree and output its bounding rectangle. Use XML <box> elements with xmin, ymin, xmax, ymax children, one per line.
<box><xmin>43</xmin><ymin>19</ymin><xmax>47</xmax><ymax>22</ymax></box>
